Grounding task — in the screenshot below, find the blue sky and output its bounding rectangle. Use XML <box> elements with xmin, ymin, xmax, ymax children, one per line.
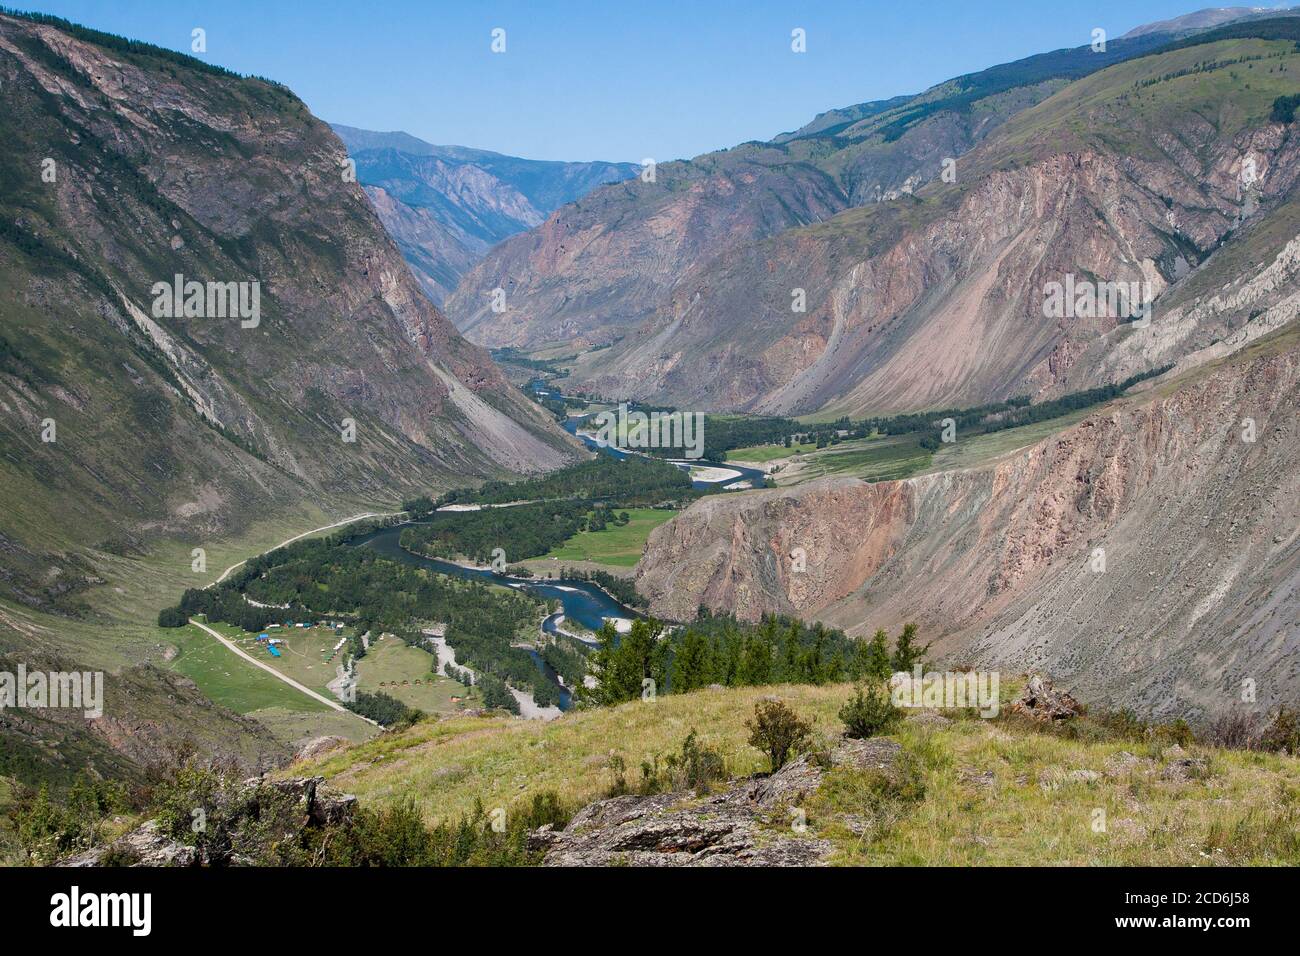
<box><xmin>13</xmin><ymin>1</ymin><xmax>1278</xmax><ymax>161</ymax></box>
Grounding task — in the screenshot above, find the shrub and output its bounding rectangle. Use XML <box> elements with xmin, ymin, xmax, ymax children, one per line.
<box><xmin>345</xmin><ymin>690</ymin><xmax>424</xmax><ymax>728</ymax></box>
<box><xmin>1205</xmin><ymin>710</ymin><xmax>1262</xmax><ymax>750</ymax></box>
<box><xmin>321</xmin><ymin>792</ymin><xmax>570</xmax><ymax>867</ymax></box>
<box><xmin>604</xmin><ymin>754</ymin><xmax>629</xmax><ymax>797</ymax></box>
<box><xmin>9</xmin><ymin>778</ymin><xmax>125</xmax><ymax>863</ymax></box>
<box><xmin>1152</xmin><ymin>718</ymin><xmax>1196</xmax><ymax>748</ymax></box>
<box><xmin>1271</xmin><ymin>93</ymin><xmax>1300</xmax><ymax>123</ymax></box>
<box><xmin>150</xmin><ymin>762</ymin><xmax>312</xmax><ymax>866</ymax></box>
<box><xmin>636</xmin><ymin>730</ymin><xmax>728</xmax><ymax>794</ymax></box>
<box><xmin>1260</xmin><ymin>706</ymin><xmax>1300</xmax><ymax>754</ymax></box>
<box><xmin>839</xmin><ymin>683</ymin><xmax>900</xmax><ymax>739</ymax></box>
<box><xmin>157</xmin><ymin>605</ymin><xmax>187</xmax><ymax>627</ymax></box>
<box><xmin>519</xmin><ymin>790</ymin><xmax>570</xmax><ymax>830</ymax></box>
<box><xmin>746</xmin><ymin>699</ymin><xmax>813</xmax><ymax>772</ymax></box>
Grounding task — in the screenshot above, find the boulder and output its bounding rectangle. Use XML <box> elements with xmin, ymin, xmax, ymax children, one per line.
<box><xmin>1011</xmin><ymin>675</ymin><xmax>1081</xmax><ymax>721</ymax></box>
<box><xmin>296</xmin><ymin>735</ymin><xmax>349</xmax><ymax>761</ymax></box>
<box><xmin>60</xmin><ymin>821</ymin><xmax>198</xmax><ymax>868</ymax></box>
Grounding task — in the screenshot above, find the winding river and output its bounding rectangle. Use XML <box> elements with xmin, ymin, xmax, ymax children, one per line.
<box><xmin>352</xmin><ymin>523</ymin><xmax>637</xmax><ymax>712</ymax></box>
<box><xmin>353</xmin><ymin>523</ymin><xmax>637</xmax><ymax>634</ymax></box>
<box><xmin>346</xmin><ymin>387</ymin><xmax>768</xmax><ymax>713</ymax></box>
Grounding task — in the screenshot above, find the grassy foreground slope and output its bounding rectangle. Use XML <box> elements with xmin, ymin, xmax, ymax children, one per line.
<box><xmin>293</xmin><ymin>683</ymin><xmax>1300</xmax><ymax>866</ymax></box>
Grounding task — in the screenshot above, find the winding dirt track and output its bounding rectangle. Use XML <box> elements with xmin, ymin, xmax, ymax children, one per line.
<box><xmin>195</xmin><ymin>512</ymin><xmax>403</xmax><ymax>725</ymax></box>
<box><xmin>188</xmin><ymin>617</ymin><xmax>355</xmax><ymax>715</ymax></box>
<box><xmin>212</xmin><ymin>512</ymin><xmax>402</xmax><ymax>586</ymax></box>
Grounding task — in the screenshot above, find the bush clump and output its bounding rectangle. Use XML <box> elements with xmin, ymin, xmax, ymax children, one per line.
<box><xmin>839</xmin><ymin>682</ymin><xmax>901</xmax><ymax>739</ymax></box>
<box><xmin>746</xmin><ymin>699</ymin><xmax>813</xmax><ymax>772</ymax></box>
<box><xmin>635</xmin><ymin>729</ymin><xmax>727</xmax><ymax>795</ymax></box>
<box><xmin>10</xmin><ymin>778</ymin><xmax>126</xmax><ymax>864</ymax></box>
<box><xmin>344</xmin><ymin>690</ymin><xmax>424</xmax><ymax>729</ymax></box>
<box><xmin>1271</xmin><ymin>93</ymin><xmax>1300</xmax><ymax>123</ymax></box>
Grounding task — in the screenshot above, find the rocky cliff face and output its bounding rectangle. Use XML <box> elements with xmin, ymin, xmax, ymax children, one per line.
<box><xmin>0</xmin><ymin>12</ymin><xmax>578</xmax><ymax>588</ymax></box>
<box><xmin>577</xmin><ymin>34</ymin><xmax>1300</xmax><ymax>415</ymax></box>
<box><xmin>0</xmin><ymin>12</ymin><xmax>577</xmax><ymax>779</ymax></box>
<box><xmin>444</xmin><ymin>27</ymin><xmax>1205</xmax><ymax>356</ymax></box>
<box><xmin>636</xmin><ymin>329</ymin><xmax>1300</xmax><ymax>719</ymax></box>
<box><xmin>360</xmin><ymin>183</ymin><xmax>499</xmax><ymax>304</ymax></box>
<box><xmin>450</xmin><ymin>23</ymin><xmax>1300</xmax><ymax>422</ymax></box>
<box><xmin>447</xmin><ymin>149</ymin><xmax>855</xmax><ymax>350</ymax></box>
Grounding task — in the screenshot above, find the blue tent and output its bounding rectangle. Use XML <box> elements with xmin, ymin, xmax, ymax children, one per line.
<box><xmin>268</xmin><ymin>645</ymin><xmax>281</xmax><ymax>658</ymax></box>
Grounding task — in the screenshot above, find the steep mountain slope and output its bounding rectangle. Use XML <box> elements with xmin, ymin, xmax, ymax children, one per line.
<box><xmin>0</xmin><ymin>13</ymin><xmax>577</xmax><ymax>781</ymax></box>
<box><xmin>445</xmin><ymin>13</ymin><xmax>1285</xmax><ymax>358</ymax></box>
<box><xmin>0</xmin><ymin>11</ymin><xmax>577</xmax><ymax>601</ymax></box>
<box><xmin>582</xmin><ymin>29</ymin><xmax>1300</xmax><ymax>415</ymax></box>
<box><xmin>634</xmin><ymin>322</ymin><xmax>1300</xmax><ymax>721</ymax></box>
<box><xmin>332</xmin><ymin>124</ymin><xmax>637</xmax><ymax>303</ymax></box>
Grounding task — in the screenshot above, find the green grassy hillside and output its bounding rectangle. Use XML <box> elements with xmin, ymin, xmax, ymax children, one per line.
<box><xmin>292</xmin><ymin>682</ymin><xmax>1300</xmax><ymax>865</ymax></box>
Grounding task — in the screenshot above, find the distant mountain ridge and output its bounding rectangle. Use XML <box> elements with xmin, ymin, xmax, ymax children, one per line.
<box><xmin>1120</xmin><ymin>5</ymin><xmax>1297</xmax><ymax>38</ymax></box>
<box><xmin>332</xmin><ymin>124</ymin><xmax>638</xmax><ymax>302</ymax></box>
<box><xmin>447</xmin><ymin>8</ymin><xmax>1300</xmax><ymax>418</ymax></box>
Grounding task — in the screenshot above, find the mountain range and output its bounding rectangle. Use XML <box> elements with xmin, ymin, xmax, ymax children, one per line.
<box><xmin>331</xmin><ymin>124</ymin><xmax>637</xmax><ymax>303</ymax></box>
<box><xmin>1</xmin><ymin>4</ymin><xmax>1297</xmax><ymax>796</ymax></box>
<box><xmin>446</xmin><ymin>10</ymin><xmax>1300</xmax><ymax>419</ymax></box>
<box><xmin>609</xmin><ymin>14</ymin><xmax>1300</xmax><ymax>718</ymax></box>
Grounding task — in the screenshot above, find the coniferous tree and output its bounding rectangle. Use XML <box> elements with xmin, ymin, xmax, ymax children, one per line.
<box><xmin>853</xmin><ymin>628</ymin><xmax>893</xmax><ymax>680</ymax></box>
<box><xmin>670</xmin><ymin>629</ymin><xmax>712</xmax><ymax>693</ymax></box>
<box><xmin>890</xmin><ymin>623</ymin><xmax>930</xmax><ymax>673</ymax></box>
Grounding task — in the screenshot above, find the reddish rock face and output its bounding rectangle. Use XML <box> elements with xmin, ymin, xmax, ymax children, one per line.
<box><xmin>636</xmin><ymin>337</ymin><xmax>1300</xmax><ymax>719</ymax></box>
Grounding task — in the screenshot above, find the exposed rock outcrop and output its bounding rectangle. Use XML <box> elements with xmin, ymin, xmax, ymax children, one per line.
<box><xmin>452</xmin><ymin>25</ymin><xmax>1300</xmax><ymax>419</ymax></box>
<box><xmin>295</xmin><ymin>735</ymin><xmax>350</xmax><ymax>761</ymax></box>
<box><xmin>1011</xmin><ymin>675</ymin><xmax>1082</xmax><ymax>721</ymax></box>
<box><xmin>0</xmin><ymin>11</ymin><xmax>579</xmax><ymax>615</ymax></box>
<box><xmin>533</xmin><ymin>737</ymin><xmax>900</xmax><ymax>866</ymax></box>
<box><xmin>332</xmin><ymin>125</ymin><xmax>637</xmax><ymax>305</ymax></box>
<box><xmin>59</xmin><ymin>777</ymin><xmax>357</xmax><ymax>867</ymax></box>
<box><xmin>61</xmin><ymin>821</ymin><xmax>199</xmax><ymax>868</ymax></box>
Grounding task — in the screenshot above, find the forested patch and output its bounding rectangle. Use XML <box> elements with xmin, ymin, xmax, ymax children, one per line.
<box><xmin>413</xmin><ymin>454</ymin><xmax>692</xmax><ymax>511</ymax></box>
<box><xmin>400</xmin><ymin>501</ymin><xmax>590</xmax><ymax>564</ymax></box>
<box><xmin>555</xmin><ymin>566</ymin><xmax>646</xmax><ymax>609</ymax></box>
<box><xmin>346</xmin><ymin>691</ymin><xmax>422</xmax><ymax>728</ymax></box>
<box><xmin>582</xmin><ymin>613</ymin><xmax>927</xmax><ymax>706</ymax></box>
<box><xmin>160</xmin><ymin>539</ymin><xmax>562</xmax><ymax>711</ymax></box>
<box><xmin>693</xmin><ymin>367</ymin><xmax>1176</xmax><ymax>458</ymax></box>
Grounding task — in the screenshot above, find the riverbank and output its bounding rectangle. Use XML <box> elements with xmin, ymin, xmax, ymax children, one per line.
<box><xmin>395</xmin><ymin>539</ymin><xmax>643</xmax><ymax>623</ymax></box>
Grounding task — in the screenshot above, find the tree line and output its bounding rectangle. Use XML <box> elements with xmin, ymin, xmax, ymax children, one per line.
<box><xmin>414</xmin><ymin>453</ymin><xmax>693</xmax><ymax>511</ymax></box>
<box><xmin>581</xmin><ymin>612</ymin><xmax>928</xmax><ymax>706</ymax></box>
